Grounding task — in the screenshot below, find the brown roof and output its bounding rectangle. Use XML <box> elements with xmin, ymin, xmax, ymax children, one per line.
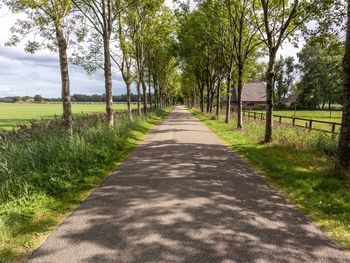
<box><xmin>231</xmin><ymin>83</ymin><xmax>266</xmax><ymax>102</ymax></box>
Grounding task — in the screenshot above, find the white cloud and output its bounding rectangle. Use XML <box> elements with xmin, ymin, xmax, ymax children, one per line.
<box><xmin>0</xmin><ymin>6</ymin><xmax>129</xmax><ymax>98</ymax></box>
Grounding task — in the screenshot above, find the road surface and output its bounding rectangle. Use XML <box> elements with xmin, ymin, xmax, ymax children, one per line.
<box><xmin>28</xmin><ymin>106</ymin><xmax>350</xmax><ymax>263</ymax></box>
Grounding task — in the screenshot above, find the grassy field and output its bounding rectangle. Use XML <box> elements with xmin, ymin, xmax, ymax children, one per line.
<box><xmin>250</xmin><ymin>110</ymin><xmax>342</xmax><ymax>132</ymax></box>
<box><xmin>0</xmin><ymin>109</ymin><xmax>169</xmax><ymax>262</ymax></box>
<box><xmin>0</xmin><ymin>102</ymin><xmax>136</xmax><ymax>130</ymax></box>
<box><xmin>191</xmin><ymin>109</ymin><xmax>350</xmax><ymax>253</ymax></box>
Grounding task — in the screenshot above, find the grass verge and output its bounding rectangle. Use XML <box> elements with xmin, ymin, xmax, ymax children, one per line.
<box><xmin>0</xmin><ymin>108</ymin><xmax>170</xmax><ymax>262</ymax></box>
<box><xmin>190</xmin><ymin>109</ymin><xmax>350</xmax><ymax>253</ymax></box>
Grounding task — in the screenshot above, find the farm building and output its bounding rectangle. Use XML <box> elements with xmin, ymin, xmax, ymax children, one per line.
<box><xmin>226</xmin><ymin>82</ymin><xmax>267</xmax><ymax>110</ymax></box>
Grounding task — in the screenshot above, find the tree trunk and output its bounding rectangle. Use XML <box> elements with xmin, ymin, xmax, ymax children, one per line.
<box><xmin>103</xmin><ymin>37</ymin><xmax>114</xmax><ymax>127</ymax></box>
<box><xmin>336</xmin><ymin>1</ymin><xmax>350</xmax><ymax>178</ymax></box>
<box><xmin>159</xmin><ymin>87</ymin><xmax>163</xmax><ymax>109</ymax></box>
<box><xmin>237</xmin><ymin>65</ymin><xmax>244</xmax><ymax>129</ymax></box>
<box><xmin>225</xmin><ymin>73</ymin><xmax>231</xmax><ymax>123</ymax></box>
<box><xmin>148</xmin><ymin>70</ymin><xmax>152</xmax><ymax>109</ymax></box>
<box><xmin>153</xmin><ymin>75</ymin><xmax>158</xmax><ymax>108</ymax></box>
<box><xmin>56</xmin><ymin>24</ymin><xmax>73</xmax><ymax>135</ymax></box>
<box><xmin>197</xmin><ymin>79</ymin><xmax>204</xmax><ymax>112</ymax></box>
<box><xmin>216</xmin><ymin>80</ymin><xmax>220</xmax><ymax>117</ymax></box>
<box><xmin>200</xmin><ymin>85</ymin><xmax>204</xmax><ymax>112</ymax></box>
<box><xmin>209</xmin><ymin>90</ymin><xmax>214</xmax><ymax>114</ymax></box>
<box><xmin>154</xmin><ymin>84</ymin><xmax>158</xmax><ymax>108</ymax></box>
<box><xmin>148</xmin><ymin>83</ymin><xmax>152</xmax><ymax>110</ymax></box>
<box><xmin>126</xmin><ymin>81</ymin><xmax>132</xmax><ymax>121</ymax></box>
<box><xmin>265</xmin><ymin>51</ymin><xmax>276</xmax><ymax>143</ymax></box>
<box><xmin>206</xmin><ymin>86</ymin><xmax>210</xmax><ymax>113</ymax></box>
<box><xmin>136</xmin><ymin>77</ymin><xmax>142</xmax><ymax>114</ymax></box>
<box><xmin>141</xmin><ymin>79</ymin><xmax>147</xmax><ymax>114</ymax></box>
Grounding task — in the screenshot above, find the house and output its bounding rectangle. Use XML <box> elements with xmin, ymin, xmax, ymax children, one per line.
<box><xmin>230</xmin><ymin>82</ymin><xmax>266</xmax><ymax>110</ymax></box>
<box><xmin>283</xmin><ymin>93</ymin><xmax>298</xmax><ymax>104</ymax></box>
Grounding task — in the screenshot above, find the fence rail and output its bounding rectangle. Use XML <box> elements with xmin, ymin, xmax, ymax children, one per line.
<box><xmin>242</xmin><ymin>110</ymin><xmax>341</xmax><ymax>134</ymax></box>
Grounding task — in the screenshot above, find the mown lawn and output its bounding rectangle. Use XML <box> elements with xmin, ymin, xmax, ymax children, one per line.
<box><xmin>191</xmin><ymin>109</ymin><xmax>350</xmax><ymax>254</ymax></box>
<box><xmin>0</xmin><ymin>109</ymin><xmax>169</xmax><ymax>262</ymax></box>
<box><xmin>0</xmin><ymin>102</ymin><xmax>137</xmax><ymax>130</ymax></box>
<box><xmin>250</xmin><ymin>110</ymin><xmax>342</xmax><ymax>132</ymax></box>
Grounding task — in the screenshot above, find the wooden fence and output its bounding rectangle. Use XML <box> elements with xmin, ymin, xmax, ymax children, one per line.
<box><xmin>242</xmin><ymin>111</ymin><xmax>341</xmax><ymax>134</ymax></box>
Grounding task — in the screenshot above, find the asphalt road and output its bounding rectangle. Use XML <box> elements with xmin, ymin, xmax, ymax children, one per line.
<box><xmin>27</xmin><ymin>106</ymin><xmax>350</xmax><ymax>263</ymax></box>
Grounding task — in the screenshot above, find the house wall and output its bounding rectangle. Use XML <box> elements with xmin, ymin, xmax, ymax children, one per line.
<box><xmin>222</xmin><ymin>101</ymin><xmax>266</xmax><ymax>110</ymax></box>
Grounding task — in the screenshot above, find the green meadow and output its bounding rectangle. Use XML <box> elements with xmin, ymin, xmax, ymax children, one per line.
<box><xmin>249</xmin><ymin>110</ymin><xmax>342</xmax><ymax>132</ymax></box>
<box><xmin>0</xmin><ymin>102</ymin><xmax>136</xmax><ymax>130</ymax></box>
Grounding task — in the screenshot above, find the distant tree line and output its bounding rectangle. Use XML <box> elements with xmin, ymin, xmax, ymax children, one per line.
<box><xmin>0</xmin><ymin>95</ymin><xmax>59</xmax><ymax>103</ymax></box>
<box><xmin>0</xmin><ymin>94</ymin><xmax>144</xmax><ymax>103</ymax></box>
<box><xmin>71</xmin><ymin>93</ymin><xmax>142</xmax><ymax>102</ymax></box>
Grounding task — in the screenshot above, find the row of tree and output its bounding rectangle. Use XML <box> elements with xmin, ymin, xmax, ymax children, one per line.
<box><xmin>176</xmin><ymin>0</ymin><xmax>350</xmax><ymax>177</ymax></box>
<box><xmin>3</xmin><ymin>0</ymin><xmax>180</xmax><ymax>133</ymax></box>
<box><xmin>3</xmin><ymin>0</ymin><xmax>350</xmax><ymax>176</ymax></box>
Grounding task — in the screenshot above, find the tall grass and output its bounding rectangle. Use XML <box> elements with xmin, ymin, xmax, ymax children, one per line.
<box><xmin>0</xmin><ymin>109</ymin><xmax>168</xmax><ymax>262</ymax></box>
<box><xmin>192</xmin><ymin>110</ymin><xmax>350</xmax><ymax>253</ymax></box>
<box><xmin>218</xmin><ymin>114</ymin><xmax>339</xmax><ymax>155</ymax></box>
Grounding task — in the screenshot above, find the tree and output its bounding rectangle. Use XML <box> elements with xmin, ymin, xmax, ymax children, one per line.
<box><xmin>72</xmin><ymin>0</ymin><xmax>123</xmax><ymax>127</ymax></box>
<box><xmin>125</xmin><ymin>0</ymin><xmax>165</xmax><ymax>114</ymax></box>
<box><xmin>114</xmin><ymin>6</ymin><xmax>135</xmax><ymax>121</ymax></box>
<box><xmin>197</xmin><ymin>0</ymin><xmax>235</xmax><ymax>123</ymax></box>
<box><xmin>225</xmin><ymin>0</ymin><xmax>262</xmax><ymax>129</ymax></box>
<box><xmin>145</xmin><ymin>6</ymin><xmax>176</xmax><ymax>109</ymax></box>
<box><xmin>297</xmin><ymin>35</ymin><xmax>343</xmax><ymax>109</ymax></box>
<box><xmin>34</xmin><ymin>95</ymin><xmax>43</xmax><ymax>103</ymax></box>
<box><xmin>336</xmin><ymin>0</ymin><xmax>350</xmax><ymax>178</ymax></box>
<box><xmin>274</xmin><ymin>56</ymin><xmax>296</xmax><ymax>106</ymax></box>
<box><xmin>196</xmin><ymin>1</ymin><xmax>226</xmax><ymax>115</ymax></box>
<box><xmin>5</xmin><ymin>0</ymin><xmax>74</xmax><ymax>134</ymax></box>
<box><xmin>177</xmin><ymin>9</ymin><xmax>209</xmax><ymax>112</ymax></box>
<box><xmin>253</xmin><ymin>0</ymin><xmax>330</xmax><ymax>142</ymax></box>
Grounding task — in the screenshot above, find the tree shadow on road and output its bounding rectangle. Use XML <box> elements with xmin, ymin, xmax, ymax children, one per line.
<box><xmin>28</xmin><ymin>109</ymin><xmax>349</xmax><ymax>263</ymax></box>
<box><xmin>29</xmin><ymin>141</ymin><xmax>349</xmax><ymax>262</ymax></box>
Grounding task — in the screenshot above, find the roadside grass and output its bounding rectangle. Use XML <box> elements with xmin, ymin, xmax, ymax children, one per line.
<box><xmin>0</xmin><ymin>102</ymin><xmax>137</xmax><ymax>130</ymax></box>
<box><xmin>191</xmin><ymin>109</ymin><xmax>350</xmax><ymax>253</ymax></box>
<box><xmin>0</xmin><ymin>108</ymin><xmax>170</xmax><ymax>263</ymax></box>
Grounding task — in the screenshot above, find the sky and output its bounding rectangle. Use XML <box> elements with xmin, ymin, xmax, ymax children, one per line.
<box><xmin>0</xmin><ymin>6</ymin><xmax>127</xmax><ymax>98</ymax></box>
<box><xmin>0</xmin><ymin>1</ymin><xmax>300</xmax><ymax>98</ymax></box>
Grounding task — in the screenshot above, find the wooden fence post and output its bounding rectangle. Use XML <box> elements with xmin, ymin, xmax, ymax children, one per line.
<box><xmin>332</xmin><ymin>123</ymin><xmax>336</xmax><ymax>133</ymax></box>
